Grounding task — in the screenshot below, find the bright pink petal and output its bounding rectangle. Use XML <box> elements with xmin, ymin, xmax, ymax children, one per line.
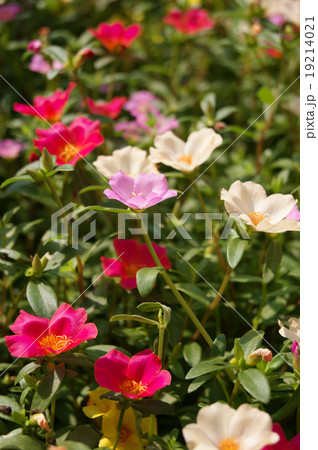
<box><xmin>94</xmin><ymin>349</ymin><xmax>129</xmax><ymax>390</ymax></box>
<box><xmin>5</xmin><ymin>335</ymin><xmax>43</xmax><ymax>358</ymax></box>
<box><xmin>128</xmin><ymin>349</ymin><xmax>162</xmax><ymax>385</ymax></box>
<box><xmin>101</xmin><ymin>257</ymin><xmax>125</xmax><ymax>278</ymax></box>
<box><xmin>120</xmin><ymin>277</ymin><xmax>137</xmax><ymax>290</ymax></box>
<box><xmin>289</xmin><ymin>434</ymin><xmax>300</xmax><ymax>450</ymax></box>
<box><xmin>68</xmin><ymin>323</ymin><xmax>98</xmax><ymax>346</ymax></box>
<box><xmin>262</xmin><ymin>423</ymin><xmax>289</xmax><ymax>450</ymax></box>
<box><xmin>122</xmin><ymin>24</ymin><xmax>141</xmax><ymax>47</ymax></box>
<box><xmin>146</xmin><ymin>369</ymin><xmax>172</xmax><ymax>396</ymax></box>
<box><xmin>10</xmin><ymin>310</ymin><xmax>49</xmax><ymax>339</ymax></box>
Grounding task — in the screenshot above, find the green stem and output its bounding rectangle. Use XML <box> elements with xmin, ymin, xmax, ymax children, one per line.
<box><xmin>4</xmin><ymin>285</ymin><xmax>27</xmax><ymax>328</ymax></box>
<box><xmin>45</xmin><ymin>178</ymin><xmax>86</xmax><ymax>298</ymax></box>
<box><xmin>50</xmin><ymin>396</ymin><xmax>56</xmax><ymax>433</ymax></box>
<box><xmin>113</xmin><ymin>406</ymin><xmax>126</xmax><ymax>450</ymax></box>
<box><xmin>73</xmin><ymin>69</ymin><xmax>88</xmax><ymax>109</ymax></box>
<box><xmin>229</xmin><ymin>377</ymin><xmax>240</xmax><ymax>406</ymax></box>
<box><xmin>133</xmin><ymin>410</ymin><xmax>144</xmax><ymax>450</ymax></box>
<box><xmin>253</xmin><ymin>281</ymin><xmax>267</xmax><ymax>329</ymax></box>
<box><xmin>140</xmin><ymin>220</ymin><xmax>213</xmax><ymax>348</ymax></box>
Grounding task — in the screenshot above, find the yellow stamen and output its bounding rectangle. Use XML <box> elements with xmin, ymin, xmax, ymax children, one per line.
<box><xmin>120</xmin><ymin>379</ymin><xmax>147</xmax><ymax>396</ymax></box>
<box><xmin>39</xmin><ymin>334</ymin><xmax>73</xmax><ymax>353</ymax></box>
<box><xmin>59</xmin><ymin>145</ymin><xmax>78</xmax><ymax>163</ymax></box>
<box><xmin>177</xmin><ymin>154</ymin><xmax>193</xmax><ymax>165</ymax></box>
<box><xmin>248</xmin><ymin>211</ymin><xmax>265</xmax><ymax>226</ymax></box>
<box><xmin>219</xmin><ymin>437</ymin><xmax>240</xmax><ymax>450</ymax></box>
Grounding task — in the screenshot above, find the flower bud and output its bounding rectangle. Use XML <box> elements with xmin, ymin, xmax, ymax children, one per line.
<box><xmin>27</xmin><ymin>169</ymin><xmax>44</xmax><ymax>182</ymax></box>
<box><xmin>73</xmin><ymin>48</ymin><xmax>95</xmax><ymax>68</ymax></box>
<box><xmin>42</xmin><ymin>148</ymin><xmax>54</xmax><ymax>172</ymax></box>
<box><xmin>32</xmin><ymin>254</ymin><xmax>42</xmax><ymax>276</ymax></box>
<box><xmin>30</xmin><ymin>413</ymin><xmax>50</xmax><ymax>431</ymax></box>
<box><xmin>246</xmin><ymin>348</ymin><xmax>272</xmax><ymax>366</ymax></box>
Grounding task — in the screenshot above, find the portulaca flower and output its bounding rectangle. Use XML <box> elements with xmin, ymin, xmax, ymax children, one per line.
<box><xmin>258</xmin><ymin>0</ymin><xmax>300</xmax><ymax>26</ymax></box>
<box><xmin>150</xmin><ymin>128</ymin><xmax>222</xmax><ymax>172</ymax></box>
<box><xmin>93</xmin><ymin>146</ymin><xmax>158</xmax><ymax>178</ymax></box>
<box><xmin>220</xmin><ymin>181</ymin><xmax>300</xmax><ymax>233</ymax></box>
<box><xmin>182</xmin><ymin>402</ymin><xmax>279</xmax><ymax>450</ymax></box>
<box><xmin>278</xmin><ymin>317</ymin><xmax>300</xmax><ymax>343</ymax></box>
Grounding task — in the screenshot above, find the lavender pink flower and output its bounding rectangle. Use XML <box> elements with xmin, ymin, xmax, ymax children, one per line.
<box><xmin>29</xmin><ymin>54</ymin><xmax>64</xmax><ymax>74</ymax></box>
<box><xmin>94</xmin><ymin>349</ymin><xmax>171</xmax><ymax>398</ymax></box>
<box><xmin>0</xmin><ymin>3</ymin><xmax>21</xmax><ymax>22</ymax></box>
<box><xmin>5</xmin><ymin>303</ymin><xmax>97</xmax><ymax>358</ymax></box>
<box><xmin>101</xmin><ymin>238</ymin><xmax>171</xmax><ymax>290</ymax></box>
<box><xmin>14</xmin><ymin>82</ymin><xmax>75</xmax><ymax>122</ymax></box>
<box><xmin>104</xmin><ymin>171</ymin><xmax>177</xmax><ymax>210</ymax></box>
<box><xmin>0</xmin><ymin>139</ymin><xmax>24</xmax><ymax>159</ymax></box>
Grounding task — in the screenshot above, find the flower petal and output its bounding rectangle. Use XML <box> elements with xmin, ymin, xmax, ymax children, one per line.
<box><xmin>94</xmin><ymin>349</ymin><xmax>130</xmax><ymax>391</ymax></box>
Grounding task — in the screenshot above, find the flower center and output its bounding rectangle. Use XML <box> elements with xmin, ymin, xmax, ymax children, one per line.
<box><xmin>39</xmin><ymin>334</ymin><xmax>73</xmax><ymax>353</ymax></box>
<box><xmin>119</xmin><ymin>426</ymin><xmax>130</xmax><ymax>442</ymax></box>
<box><xmin>120</xmin><ymin>379</ymin><xmax>147</xmax><ymax>396</ymax></box>
<box><xmin>248</xmin><ymin>211</ymin><xmax>265</xmax><ymax>226</ymax></box>
<box><xmin>177</xmin><ymin>154</ymin><xmax>193</xmax><ymax>165</ymax></box>
<box><xmin>219</xmin><ymin>438</ymin><xmax>240</xmax><ymax>450</ymax></box>
<box><xmin>59</xmin><ymin>145</ymin><xmax>78</xmax><ymax>163</ymax></box>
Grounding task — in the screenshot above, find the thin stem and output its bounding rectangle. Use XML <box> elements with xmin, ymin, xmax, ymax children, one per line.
<box><xmin>253</xmin><ymin>281</ymin><xmax>267</xmax><ymax>329</ymax></box>
<box><xmin>229</xmin><ymin>377</ymin><xmax>240</xmax><ymax>406</ymax></box>
<box><xmin>4</xmin><ymin>285</ymin><xmax>27</xmax><ymax>328</ymax></box>
<box><xmin>140</xmin><ymin>220</ymin><xmax>213</xmax><ymax>348</ymax></box>
<box><xmin>50</xmin><ymin>396</ymin><xmax>56</xmax><ymax>433</ymax></box>
<box><xmin>0</xmin><ymin>273</ymin><xmax>7</xmax><ymax>322</ymax></box>
<box><xmin>113</xmin><ymin>406</ymin><xmax>126</xmax><ymax>450</ymax></box>
<box><xmin>157</xmin><ymin>325</ymin><xmax>165</xmax><ymax>362</ymax></box>
<box><xmin>191</xmin><ymin>268</ymin><xmax>232</xmax><ymax>342</ymax></box>
<box><xmin>73</xmin><ymin>69</ymin><xmax>88</xmax><ymax>109</ymax></box>
<box><xmin>133</xmin><ymin>409</ymin><xmax>144</xmax><ymax>450</ymax></box>
<box><xmin>107</xmin><ymin>63</ymin><xmax>116</xmax><ymax>102</ymax></box>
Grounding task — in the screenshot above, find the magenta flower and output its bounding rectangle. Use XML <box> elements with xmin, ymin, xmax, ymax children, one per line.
<box><xmin>262</xmin><ymin>423</ymin><xmax>300</xmax><ymax>450</ymax></box>
<box><xmin>101</xmin><ymin>238</ymin><xmax>171</xmax><ymax>290</ymax></box>
<box><xmin>0</xmin><ymin>3</ymin><xmax>21</xmax><ymax>22</ymax></box>
<box><xmin>29</xmin><ymin>54</ymin><xmax>64</xmax><ymax>74</ymax></box>
<box><xmin>104</xmin><ymin>171</ymin><xmax>177</xmax><ymax>210</ymax></box>
<box><xmin>0</xmin><ymin>139</ymin><xmax>24</xmax><ymax>159</ymax></box>
<box><xmin>88</xmin><ymin>22</ymin><xmax>141</xmax><ymax>52</ymax></box>
<box><xmin>95</xmin><ymin>349</ymin><xmax>171</xmax><ymax>398</ymax></box>
<box><xmin>14</xmin><ymin>82</ymin><xmax>75</xmax><ymax>122</ymax></box>
<box><xmin>87</xmin><ymin>96</ymin><xmax>127</xmax><ymax>119</ymax></box>
<box><xmin>286</xmin><ymin>205</ymin><xmax>300</xmax><ymax>221</ymax></box>
<box><xmin>5</xmin><ymin>303</ymin><xmax>97</xmax><ymax>358</ymax></box>
<box><xmin>34</xmin><ymin>117</ymin><xmax>104</xmax><ymax>166</ymax></box>
<box><xmin>27</xmin><ymin>40</ymin><xmax>42</xmax><ymax>52</ymax></box>
<box><xmin>164</xmin><ymin>9</ymin><xmax>214</xmax><ymax>35</ymax></box>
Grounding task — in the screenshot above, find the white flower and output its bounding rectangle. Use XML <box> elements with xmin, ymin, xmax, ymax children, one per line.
<box><xmin>93</xmin><ymin>146</ymin><xmax>159</xmax><ymax>178</ymax></box>
<box><xmin>182</xmin><ymin>402</ymin><xmax>279</xmax><ymax>450</ymax></box>
<box><xmin>220</xmin><ymin>181</ymin><xmax>300</xmax><ymax>233</ymax></box>
<box><xmin>259</xmin><ymin>0</ymin><xmax>300</xmax><ymax>26</ymax></box>
<box><xmin>278</xmin><ymin>317</ymin><xmax>300</xmax><ymax>343</ymax></box>
<box><xmin>149</xmin><ymin>128</ymin><xmax>223</xmax><ymax>172</ymax></box>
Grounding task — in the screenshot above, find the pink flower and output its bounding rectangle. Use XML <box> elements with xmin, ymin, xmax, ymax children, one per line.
<box><xmin>0</xmin><ymin>3</ymin><xmax>21</xmax><ymax>22</ymax></box>
<box><xmin>124</xmin><ymin>91</ymin><xmax>160</xmax><ymax>120</ymax></box>
<box><xmin>286</xmin><ymin>205</ymin><xmax>300</xmax><ymax>221</ymax></box>
<box><xmin>88</xmin><ymin>22</ymin><xmax>141</xmax><ymax>52</ymax></box>
<box><xmin>94</xmin><ymin>349</ymin><xmax>171</xmax><ymax>398</ymax></box>
<box><xmin>14</xmin><ymin>82</ymin><xmax>75</xmax><ymax>122</ymax></box>
<box><xmin>87</xmin><ymin>96</ymin><xmax>127</xmax><ymax>119</ymax></box>
<box><xmin>27</xmin><ymin>40</ymin><xmax>42</xmax><ymax>52</ymax></box>
<box><xmin>0</xmin><ymin>139</ymin><xmax>24</xmax><ymax>159</ymax></box>
<box><xmin>268</xmin><ymin>15</ymin><xmax>286</xmax><ymax>27</ymax></box>
<box><xmin>104</xmin><ymin>171</ymin><xmax>177</xmax><ymax>210</ymax></box>
<box><xmin>164</xmin><ymin>8</ymin><xmax>214</xmax><ymax>35</ymax></box>
<box><xmin>262</xmin><ymin>423</ymin><xmax>300</xmax><ymax>450</ymax></box>
<box><xmin>5</xmin><ymin>303</ymin><xmax>97</xmax><ymax>358</ymax></box>
<box><xmin>29</xmin><ymin>54</ymin><xmax>64</xmax><ymax>74</ymax></box>
<box><xmin>264</xmin><ymin>42</ymin><xmax>283</xmax><ymax>59</ymax></box>
<box><xmin>29</xmin><ymin>152</ymin><xmax>40</xmax><ymax>162</ymax></box>
<box><xmin>34</xmin><ymin>117</ymin><xmax>104</xmax><ymax>166</ymax></box>
<box><xmin>101</xmin><ymin>238</ymin><xmax>171</xmax><ymax>290</ymax></box>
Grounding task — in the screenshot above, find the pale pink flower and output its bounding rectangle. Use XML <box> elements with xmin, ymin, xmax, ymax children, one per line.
<box><xmin>0</xmin><ymin>3</ymin><xmax>21</xmax><ymax>22</ymax></box>
<box><xmin>0</xmin><ymin>139</ymin><xmax>24</xmax><ymax>159</ymax></box>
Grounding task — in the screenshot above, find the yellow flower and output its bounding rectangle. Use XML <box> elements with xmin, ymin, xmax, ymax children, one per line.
<box><xmin>99</xmin><ymin>406</ymin><xmax>157</xmax><ymax>450</ymax></box>
<box><xmin>83</xmin><ymin>387</ymin><xmax>115</xmax><ymax>419</ymax></box>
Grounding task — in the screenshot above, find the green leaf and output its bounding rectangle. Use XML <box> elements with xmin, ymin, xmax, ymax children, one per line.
<box><xmin>239</xmin><ymin>330</ymin><xmax>265</xmax><ymax>359</ymax></box>
<box><xmin>215</xmin><ymin>106</ymin><xmax>237</xmax><ymax>121</ymax></box>
<box><xmin>188</xmin><ymin>374</ymin><xmax>213</xmax><ymax>393</ymax></box>
<box><xmin>173</xmin><ymin>284</ymin><xmax>209</xmax><ymax>306</ymax></box>
<box><xmin>265</xmin><ymin>353</ymin><xmax>286</xmax><ymax>374</ymax></box>
<box><xmin>26</xmin><ymin>280</ymin><xmax>58</xmax><ymax>319</ymax></box>
<box><xmin>257</xmin><ymin>86</ymin><xmax>275</xmax><ymax>104</ymax></box>
<box><xmin>1</xmin><ymin>176</ymin><xmax>32</xmax><ymax>189</ymax></box>
<box><xmin>0</xmin><ymin>396</ymin><xmax>21</xmax><ymax>422</ymax></box>
<box><xmin>67</xmin><ymin>425</ymin><xmax>100</xmax><ymax>449</ymax></box>
<box><xmin>211</xmin><ymin>334</ymin><xmax>226</xmax><ymax>357</ymax></box>
<box><xmin>200</xmin><ymin>93</ymin><xmax>216</xmax><ymax>118</ymax></box>
<box><xmin>82</xmin><ymin>205</ymin><xmax>128</xmax><ymax>214</ymax></box>
<box><xmin>31</xmin><ymin>364</ymin><xmax>65</xmax><ymax>411</ymax></box>
<box><xmin>130</xmin><ymin>399</ymin><xmax>172</xmax><ymax>415</ymax></box>
<box><xmin>227</xmin><ymin>238</ymin><xmax>249</xmax><ymax>269</ymax></box>
<box><xmin>110</xmin><ymin>314</ymin><xmax>159</xmax><ymax>326</ymax></box>
<box><xmin>53</xmin><ymin>353</ymin><xmax>93</xmax><ymax>368</ymax></box>
<box><xmin>42</xmin><ymin>45</ymin><xmax>68</xmax><ymax>63</ymax></box>
<box><xmin>263</xmin><ymin>241</ymin><xmax>283</xmax><ymax>284</ymax></box>
<box><xmin>0</xmin><ymin>435</ymin><xmax>45</xmax><ymax>449</ymax></box>
<box><xmin>234</xmin><ymin>338</ymin><xmax>244</xmax><ymax>362</ymax></box>
<box><xmin>183</xmin><ymin>342</ymin><xmax>202</xmax><ymax>367</ymax></box>
<box><xmin>52</xmin><ymin>442</ymin><xmax>91</xmax><ymax>450</ymax></box>
<box><xmin>78</xmin><ymin>185</ymin><xmax>107</xmax><ymax>195</ymax></box>
<box><xmin>15</xmin><ymin>362</ymin><xmax>41</xmax><ymax>385</ymax></box>
<box><xmin>169</xmin><ymin>359</ymin><xmax>184</xmax><ymax>379</ymax></box>
<box><xmin>185</xmin><ymin>359</ymin><xmax>232</xmax><ymax>379</ymax></box>
<box><xmin>238</xmin><ymin>369</ymin><xmax>271</xmax><ymax>403</ymax></box>
<box><xmin>84</xmin><ymin>345</ymin><xmax>130</xmax><ymax>361</ymax></box>
<box><xmin>136</xmin><ymin>267</ymin><xmax>165</xmax><ymax>297</ymax></box>
<box><xmin>272</xmin><ymin>387</ymin><xmax>299</xmax><ymax>421</ymax></box>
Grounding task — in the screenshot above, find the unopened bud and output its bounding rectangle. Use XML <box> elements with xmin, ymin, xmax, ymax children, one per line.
<box><xmin>251</xmin><ymin>23</ymin><xmax>262</xmax><ymax>35</ymax></box>
<box><xmin>38</xmin><ymin>26</ymin><xmax>50</xmax><ymax>36</ymax></box>
<box><xmin>30</xmin><ymin>413</ymin><xmax>50</xmax><ymax>431</ymax></box>
<box><xmin>73</xmin><ymin>48</ymin><xmax>95</xmax><ymax>68</ymax></box>
<box><xmin>27</xmin><ymin>169</ymin><xmax>44</xmax><ymax>182</ymax></box>
<box><xmin>214</xmin><ymin>121</ymin><xmax>226</xmax><ymax>130</ymax></box>
<box><xmin>246</xmin><ymin>348</ymin><xmax>272</xmax><ymax>366</ymax></box>
<box><xmin>32</xmin><ymin>254</ymin><xmax>42</xmax><ymax>276</ymax></box>
<box><xmin>42</xmin><ymin>148</ymin><xmax>54</xmax><ymax>172</ymax></box>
